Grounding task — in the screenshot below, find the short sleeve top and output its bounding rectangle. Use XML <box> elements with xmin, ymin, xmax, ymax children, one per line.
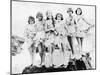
<box><xmin>75</xmin><ymin>15</ymin><xmax>89</xmax><ymax>31</ymax></box>
<box><xmin>24</xmin><ymin>24</ymin><xmax>36</xmax><ymax>39</ymax></box>
<box><xmin>55</xmin><ymin>20</ymin><xmax>66</xmax><ymax>35</ymax></box>
<box><xmin>66</xmin><ymin>15</ymin><xmax>76</xmax><ymax>34</ymax></box>
<box><xmin>35</xmin><ymin>19</ymin><xmax>45</xmax><ymax>32</ymax></box>
<box><xmin>45</xmin><ymin>19</ymin><xmax>54</xmax><ymax>30</ymax></box>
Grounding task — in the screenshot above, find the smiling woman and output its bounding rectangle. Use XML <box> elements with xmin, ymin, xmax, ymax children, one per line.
<box><xmin>11</xmin><ymin>0</ymin><xmax>96</xmax><ymax>74</ymax></box>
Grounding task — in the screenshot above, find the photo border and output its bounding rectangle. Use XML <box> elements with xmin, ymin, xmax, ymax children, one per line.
<box><xmin>10</xmin><ymin>0</ymin><xmax>97</xmax><ymax>74</ymax></box>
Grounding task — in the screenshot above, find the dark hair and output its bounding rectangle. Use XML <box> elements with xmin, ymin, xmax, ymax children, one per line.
<box><xmin>67</xmin><ymin>8</ymin><xmax>73</xmax><ymax>14</ymax></box>
<box><xmin>36</xmin><ymin>12</ymin><xmax>43</xmax><ymax>19</ymax></box>
<box><xmin>55</xmin><ymin>13</ymin><xmax>63</xmax><ymax>20</ymax></box>
<box><xmin>46</xmin><ymin>16</ymin><xmax>55</xmax><ymax>27</ymax></box>
<box><xmin>75</xmin><ymin>8</ymin><xmax>82</xmax><ymax>15</ymax></box>
<box><xmin>28</xmin><ymin>16</ymin><xmax>35</xmax><ymax>24</ymax></box>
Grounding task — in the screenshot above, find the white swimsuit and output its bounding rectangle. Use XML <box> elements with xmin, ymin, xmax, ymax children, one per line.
<box><xmin>34</xmin><ymin>20</ymin><xmax>45</xmax><ymax>47</ymax></box>
<box><xmin>66</xmin><ymin>16</ymin><xmax>76</xmax><ymax>36</ymax></box>
<box><xmin>76</xmin><ymin>16</ymin><xmax>89</xmax><ymax>37</ymax></box>
<box><xmin>55</xmin><ymin>20</ymin><xmax>66</xmax><ymax>35</ymax></box>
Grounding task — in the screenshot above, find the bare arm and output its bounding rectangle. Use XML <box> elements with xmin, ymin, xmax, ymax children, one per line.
<box><xmin>82</xmin><ymin>18</ymin><xmax>92</xmax><ymax>26</ymax></box>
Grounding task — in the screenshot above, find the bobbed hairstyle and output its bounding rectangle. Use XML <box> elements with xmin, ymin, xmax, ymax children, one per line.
<box><xmin>28</xmin><ymin>16</ymin><xmax>35</xmax><ymax>24</ymax></box>
<box><xmin>67</xmin><ymin>8</ymin><xmax>73</xmax><ymax>14</ymax></box>
<box><xmin>55</xmin><ymin>13</ymin><xmax>63</xmax><ymax>20</ymax></box>
<box><xmin>36</xmin><ymin>12</ymin><xmax>43</xmax><ymax>18</ymax></box>
<box><xmin>75</xmin><ymin>8</ymin><xmax>82</xmax><ymax>15</ymax></box>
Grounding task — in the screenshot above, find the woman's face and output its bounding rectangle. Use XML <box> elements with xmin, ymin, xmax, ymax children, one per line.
<box><xmin>76</xmin><ymin>8</ymin><xmax>82</xmax><ymax>15</ymax></box>
<box><xmin>67</xmin><ymin>11</ymin><xmax>73</xmax><ymax>15</ymax></box>
<box><xmin>29</xmin><ymin>19</ymin><xmax>35</xmax><ymax>24</ymax></box>
<box><xmin>47</xmin><ymin>12</ymin><xmax>52</xmax><ymax>19</ymax></box>
<box><xmin>57</xmin><ymin>14</ymin><xmax>62</xmax><ymax>21</ymax></box>
<box><xmin>37</xmin><ymin>16</ymin><xmax>43</xmax><ymax>21</ymax></box>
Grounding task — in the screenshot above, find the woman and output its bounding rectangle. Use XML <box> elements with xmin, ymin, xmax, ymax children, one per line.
<box><xmin>12</xmin><ymin>16</ymin><xmax>36</xmax><ymax>74</ymax></box>
<box><xmin>52</xmin><ymin>13</ymin><xmax>65</xmax><ymax>68</ymax></box>
<box><xmin>75</xmin><ymin>8</ymin><xmax>94</xmax><ymax>53</ymax></box>
<box><xmin>62</xmin><ymin>34</ymin><xmax>72</xmax><ymax>68</ymax></box>
<box><xmin>44</xmin><ymin>11</ymin><xmax>55</xmax><ymax>67</ymax></box>
<box><xmin>55</xmin><ymin>13</ymin><xmax>66</xmax><ymax>35</ymax></box>
<box><xmin>44</xmin><ymin>32</ymin><xmax>55</xmax><ymax>68</ymax></box>
<box><xmin>75</xmin><ymin>8</ymin><xmax>95</xmax><ymax>68</ymax></box>
<box><xmin>34</xmin><ymin>12</ymin><xmax>46</xmax><ymax>67</ymax></box>
<box><xmin>54</xmin><ymin>12</ymin><xmax>71</xmax><ymax>67</ymax></box>
<box><xmin>45</xmin><ymin>10</ymin><xmax>55</xmax><ymax>32</ymax></box>
<box><xmin>66</xmin><ymin>8</ymin><xmax>78</xmax><ymax>54</ymax></box>
<box><xmin>52</xmin><ymin>34</ymin><xmax>64</xmax><ymax>68</ymax></box>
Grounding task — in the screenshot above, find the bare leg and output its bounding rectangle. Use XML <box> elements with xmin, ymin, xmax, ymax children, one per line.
<box><xmin>76</xmin><ymin>37</ymin><xmax>82</xmax><ymax>53</ymax></box>
<box><xmin>49</xmin><ymin>45</ymin><xmax>53</xmax><ymax>67</ymax></box>
<box><xmin>80</xmin><ymin>37</ymin><xmax>84</xmax><ymax>52</ymax></box>
<box><xmin>67</xmin><ymin>36</ymin><xmax>74</xmax><ymax>54</ymax></box>
<box><xmin>39</xmin><ymin>42</ymin><xmax>45</xmax><ymax>66</ymax></box>
<box><xmin>28</xmin><ymin>47</ymin><xmax>33</xmax><ymax>67</ymax></box>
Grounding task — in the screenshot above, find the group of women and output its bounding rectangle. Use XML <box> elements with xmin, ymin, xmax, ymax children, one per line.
<box><xmin>12</xmin><ymin>7</ymin><xmax>94</xmax><ymax>74</ymax></box>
